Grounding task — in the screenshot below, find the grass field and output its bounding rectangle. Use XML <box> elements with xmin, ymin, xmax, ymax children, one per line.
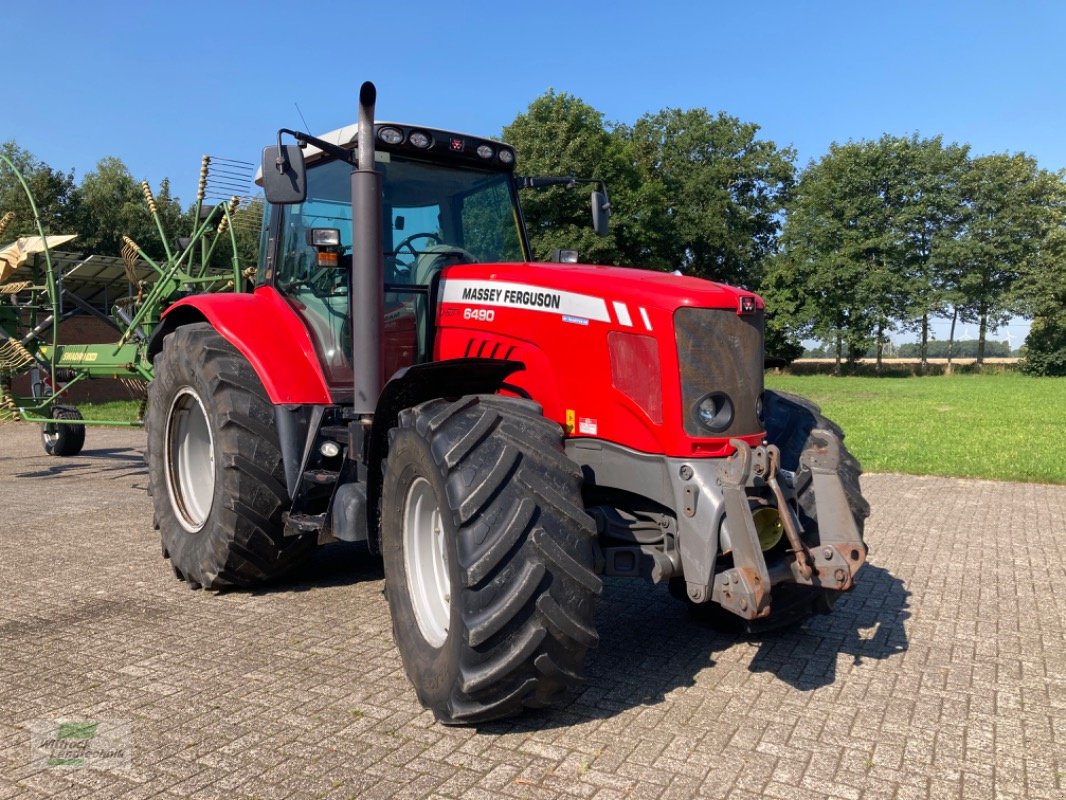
<box><xmin>765</xmin><ymin>373</ymin><xmax>1066</xmax><ymax>485</ymax></box>
<box><xmin>18</xmin><ymin>375</ymin><xmax>1066</xmax><ymax>485</ymax></box>
<box><xmin>76</xmin><ymin>401</ymin><xmax>144</xmax><ymax>424</ymax></box>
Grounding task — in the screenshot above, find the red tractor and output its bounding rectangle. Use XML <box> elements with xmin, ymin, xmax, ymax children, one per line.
<box><xmin>147</xmin><ymin>83</ymin><xmax>868</xmax><ymax>724</ymax></box>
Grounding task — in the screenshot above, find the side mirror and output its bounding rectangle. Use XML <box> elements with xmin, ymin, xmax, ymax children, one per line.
<box><xmin>262</xmin><ymin>145</ymin><xmax>307</xmax><ymax>204</ymax></box>
<box><xmin>591</xmin><ymin>190</ymin><xmax>610</xmax><ymax>237</ymax></box>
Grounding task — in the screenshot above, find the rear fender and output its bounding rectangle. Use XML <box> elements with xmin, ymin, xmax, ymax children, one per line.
<box><xmin>149</xmin><ymin>287</ymin><xmax>332</xmax><ymax>404</ymax></box>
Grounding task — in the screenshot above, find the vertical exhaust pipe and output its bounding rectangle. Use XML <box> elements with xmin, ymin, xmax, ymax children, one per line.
<box><xmin>350</xmin><ymin>81</ymin><xmax>384</xmax><ymax>416</ymax></box>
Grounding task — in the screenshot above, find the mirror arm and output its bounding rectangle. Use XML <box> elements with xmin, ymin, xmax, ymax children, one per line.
<box><xmin>275</xmin><ymin>130</ymin><xmax>291</xmax><ymax>173</ymax></box>
<box><xmin>277</xmin><ymin>128</ymin><xmax>358</xmax><ymax>166</ymax></box>
<box><xmin>516</xmin><ymin>174</ymin><xmax>610</xmax><ymax>203</ymax></box>
<box><xmin>516</xmin><ymin>174</ymin><xmax>579</xmax><ymax>190</ymax></box>
<box><xmin>597</xmin><ymin>180</ymin><xmax>612</xmax><ymax>212</ymax></box>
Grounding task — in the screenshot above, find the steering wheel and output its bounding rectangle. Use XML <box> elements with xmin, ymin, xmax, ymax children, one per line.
<box><xmin>394</xmin><ymin>232</ymin><xmax>442</xmax><ymax>268</ymax></box>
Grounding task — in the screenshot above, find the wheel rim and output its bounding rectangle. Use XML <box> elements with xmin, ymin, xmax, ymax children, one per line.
<box><xmin>164</xmin><ymin>387</ymin><xmax>215</xmax><ymax>533</ymax></box>
<box><xmin>402</xmin><ymin>476</ymin><xmax>451</xmax><ymax>648</ymax></box>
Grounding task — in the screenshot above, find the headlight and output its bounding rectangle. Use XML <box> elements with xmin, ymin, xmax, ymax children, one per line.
<box><xmin>694</xmin><ymin>392</ymin><xmax>733</xmax><ymax>433</ymax></box>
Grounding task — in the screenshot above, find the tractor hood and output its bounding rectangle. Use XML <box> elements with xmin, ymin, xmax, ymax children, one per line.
<box><xmin>439</xmin><ymin>261</ymin><xmax>763</xmax><ymax>320</ymax></box>
<box><xmin>435</xmin><ymin>260</ymin><xmax>766</xmax><ymax>458</ymax></box>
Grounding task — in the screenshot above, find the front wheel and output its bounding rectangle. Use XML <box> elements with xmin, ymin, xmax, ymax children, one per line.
<box><xmin>381</xmin><ymin>395</ymin><xmax>601</xmax><ymax>724</ymax></box>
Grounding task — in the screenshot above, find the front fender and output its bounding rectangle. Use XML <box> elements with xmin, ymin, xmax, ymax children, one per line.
<box><xmin>363</xmin><ymin>358</ymin><xmax>525</xmax><ymax>553</ymax></box>
<box><xmin>150</xmin><ymin>287</ymin><xmax>332</xmax><ymax>404</ymax></box>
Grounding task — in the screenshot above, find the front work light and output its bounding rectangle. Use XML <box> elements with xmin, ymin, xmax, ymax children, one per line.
<box><xmin>409</xmin><ymin>131</ymin><xmax>432</xmax><ymax>149</ymax></box>
<box><xmin>306</xmin><ymin>228</ymin><xmax>340</xmax><ymax>247</ymax></box>
<box><xmin>378</xmin><ymin>126</ymin><xmax>404</xmax><ymax>145</ymax></box>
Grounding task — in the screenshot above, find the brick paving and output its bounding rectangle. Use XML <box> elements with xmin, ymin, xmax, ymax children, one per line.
<box><xmin>0</xmin><ymin>422</ymin><xmax>1063</xmax><ymax>799</ymax></box>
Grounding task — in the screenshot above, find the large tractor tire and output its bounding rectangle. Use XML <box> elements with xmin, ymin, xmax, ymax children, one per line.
<box><xmin>380</xmin><ymin>395</ymin><xmax>601</xmax><ymax>724</ymax></box>
<box><xmin>42</xmin><ymin>406</ymin><xmax>85</xmax><ymax>457</ymax></box>
<box><xmin>675</xmin><ymin>390</ymin><xmax>869</xmax><ymax>633</ymax></box>
<box><xmin>146</xmin><ymin>323</ymin><xmax>315</xmax><ymax>589</ymax></box>
<box><xmin>762</xmin><ymin>389</ymin><xmax>869</xmax><ymax>533</ymax></box>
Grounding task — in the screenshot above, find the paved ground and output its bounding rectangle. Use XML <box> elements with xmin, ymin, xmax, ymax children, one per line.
<box><xmin>0</xmin><ymin>423</ymin><xmax>1063</xmax><ymax>800</ymax></box>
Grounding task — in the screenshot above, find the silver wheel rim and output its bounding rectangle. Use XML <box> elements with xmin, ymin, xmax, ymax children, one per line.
<box><xmin>402</xmin><ymin>476</ymin><xmax>451</xmax><ymax>647</ymax></box>
<box><xmin>164</xmin><ymin>387</ymin><xmax>215</xmax><ymax>533</ymax></box>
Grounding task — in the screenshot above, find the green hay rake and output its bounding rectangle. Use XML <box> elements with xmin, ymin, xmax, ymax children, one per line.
<box><xmin>0</xmin><ymin>154</ymin><xmax>255</xmax><ymax>455</ymax></box>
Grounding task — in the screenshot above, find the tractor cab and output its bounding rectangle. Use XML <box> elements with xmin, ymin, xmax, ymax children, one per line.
<box><xmin>259</xmin><ymin>124</ymin><xmax>530</xmax><ymax>392</ymax></box>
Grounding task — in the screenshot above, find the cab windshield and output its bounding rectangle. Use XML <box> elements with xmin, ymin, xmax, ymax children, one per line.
<box><xmin>270</xmin><ymin>154</ymin><xmax>526</xmax><ymax>388</ymax></box>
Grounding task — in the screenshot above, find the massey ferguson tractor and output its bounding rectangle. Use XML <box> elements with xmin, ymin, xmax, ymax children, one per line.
<box><xmin>146</xmin><ymin>83</ymin><xmax>869</xmax><ymax>724</ymax></box>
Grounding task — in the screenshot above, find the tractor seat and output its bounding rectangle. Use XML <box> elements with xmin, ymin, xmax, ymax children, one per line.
<box><xmin>413</xmin><ymin>244</ymin><xmax>475</xmax><ymax>362</ymax></box>
<box><xmin>413</xmin><ymin>244</ymin><xmax>476</xmax><ymax>287</ymax></box>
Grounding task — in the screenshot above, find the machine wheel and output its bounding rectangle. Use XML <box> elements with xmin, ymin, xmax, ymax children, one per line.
<box><xmin>674</xmin><ymin>390</ymin><xmax>869</xmax><ymax>633</ymax></box>
<box><xmin>380</xmin><ymin>395</ymin><xmax>601</xmax><ymax>724</ymax></box>
<box><xmin>762</xmin><ymin>389</ymin><xmax>869</xmax><ymax>531</ymax></box>
<box><xmin>146</xmin><ymin>323</ymin><xmax>315</xmax><ymax>589</ymax></box>
<box><xmin>42</xmin><ymin>406</ymin><xmax>85</xmax><ymax>457</ymax></box>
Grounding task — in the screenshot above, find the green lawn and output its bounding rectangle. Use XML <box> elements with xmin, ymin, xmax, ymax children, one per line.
<box><xmin>46</xmin><ymin>376</ymin><xmax>1066</xmax><ymax>485</ymax></box>
<box><xmin>765</xmin><ymin>373</ymin><xmax>1066</xmax><ymax>484</ymax></box>
<box><xmin>77</xmin><ymin>400</ymin><xmax>144</xmax><ymax>424</ymax></box>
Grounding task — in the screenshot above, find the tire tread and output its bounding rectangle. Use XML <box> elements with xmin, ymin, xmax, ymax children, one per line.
<box><xmin>386</xmin><ymin>395</ymin><xmax>600</xmax><ymax>724</ymax></box>
<box><xmin>147</xmin><ymin>323</ymin><xmax>315</xmax><ymax>589</ymax></box>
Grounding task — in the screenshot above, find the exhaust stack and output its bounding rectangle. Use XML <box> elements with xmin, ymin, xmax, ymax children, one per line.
<box><xmin>350</xmin><ymin>81</ymin><xmax>384</xmax><ymax>416</ymax></box>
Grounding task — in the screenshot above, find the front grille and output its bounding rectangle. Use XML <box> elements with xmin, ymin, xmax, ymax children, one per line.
<box><xmin>674</xmin><ymin>307</ymin><xmax>764</xmax><ymax>437</ymax></box>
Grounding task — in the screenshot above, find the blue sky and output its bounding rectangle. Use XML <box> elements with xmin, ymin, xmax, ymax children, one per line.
<box><xmin>8</xmin><ymin>0</ymin><xmax>1063</xmax><ymax>344</ymax></box>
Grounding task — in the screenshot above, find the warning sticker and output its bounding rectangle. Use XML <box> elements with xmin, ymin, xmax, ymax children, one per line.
<box><xmin>578</xmin><ymin>417</ymin><xmax>598</xmax><ymax>435</ymax></box>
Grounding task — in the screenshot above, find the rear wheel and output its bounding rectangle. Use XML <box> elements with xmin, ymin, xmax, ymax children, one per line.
<box><xmin>381</xmin><ymin>395</ymin><xmax>601</xmax><ymax>724</ymax></box>
<box><xmin>42</xmin><ymin>406</ymin><xmax>85</xmax><ymax>457</ymax></box>
<box><xmin>146</xmin><ymin>323</ymin><xmax>315</xmax><ymax>589</ymax></box>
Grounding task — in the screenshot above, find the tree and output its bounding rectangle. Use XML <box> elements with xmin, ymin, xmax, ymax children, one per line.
<box><xmin>1018</xmin><ymin>181</ymin><xmax>1066</xmax><ymax>376</ymax></box>
<box><xmin>78</xmin><ymin>157</ymin><xmax>186</xmax><ymax>259</ymax></box>
<box><xmin>771</xmin><ymin>135</ymin><xmax>972</xmax><ymax>371</ymax></box>
<box><xmin>0</xmin><ymin>141</ymin><xmax>79</xmax><ymax>238</ymax></box>
<box><xmin>939</xmin><ymin>154</ymin><xmax>1061</xmax><ymax>365</ymax></box>
<box><xmin>620</xmin><ymin>108</ymin><xmax>795</xmax><ymax>288</ymax></box>
<box><xmin>890</xmin><ymin>135</ymin><xmax>969</xmax><ymax>370</ymax></box>
<box><xmin>503</xmin><ymin>93</ymin><xmax>795</xmax><ymax>288</ymax></box>
<box><xmin>77</xmin><ymin>156</ymin><xmax>147</xmax><ymax>255</ymax></box>
<box><xmin>229</xmin><ymin>197</ymin><xmax>265</xmax><ymax>277</ymax></box>
<box><xmin>769</xmin><ymin>139</ymin><xmax>901</xmax><ymax>369</ymax></box>
<box><xmin>503</xmin><ymin>91</ymin><xmax>632</xmax><ymax>265</ymax></box>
